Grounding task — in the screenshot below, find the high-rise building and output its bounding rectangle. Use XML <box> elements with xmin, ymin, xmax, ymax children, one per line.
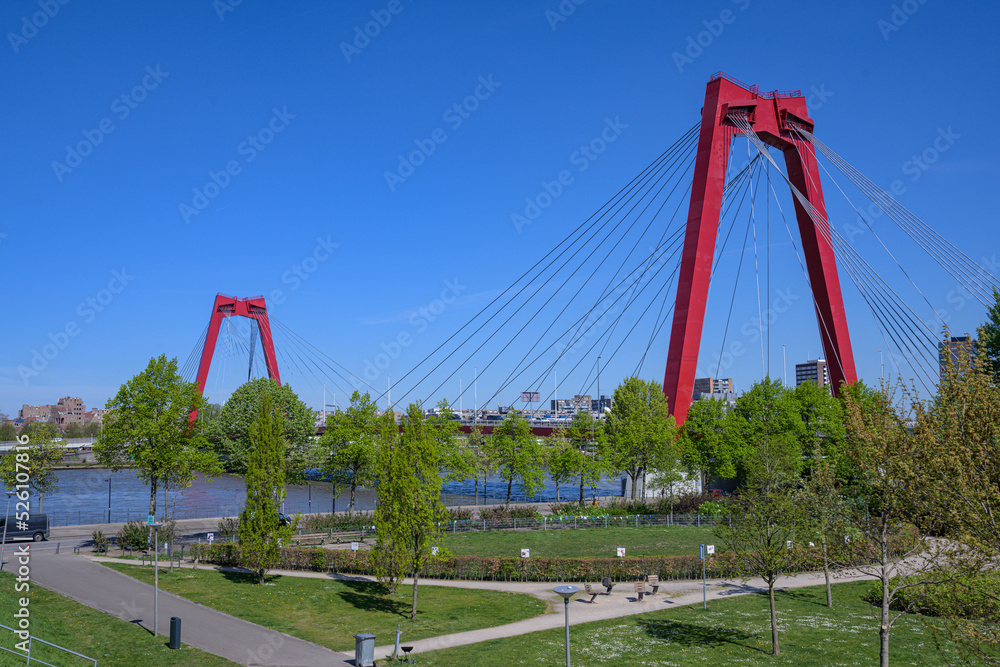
<box><xmin>938</xmin><ymin>336</ymin><xmax>975</xmax><ymax>377</ymax></box>
<box><xmin>692</xmin><ymin>378</ymin><xmax>733</xmax><ymax>398</ymax></box>
<box><xmin>795</xmin><ymin>360</ymin><xmax>829</xmax><ymax>387</ymax></box>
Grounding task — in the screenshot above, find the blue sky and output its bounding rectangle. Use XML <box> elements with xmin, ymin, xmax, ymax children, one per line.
<box><xmin>2</xmin><ymin>0</ymin><xmax>998</xmax><ymax>416</ymax></box>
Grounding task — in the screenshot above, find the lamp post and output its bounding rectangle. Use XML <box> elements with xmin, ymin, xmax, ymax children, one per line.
<box><xmin>106</xmin><ymin>476</ymin><xmax>112</xmax><ymax>524</ymax></box>
<box><xmin>553</xmin><ymin>585</ymin><xmax>578</xmax><ymax>667</ymax></box>
<box><xmin>150</xmin><ymin>521</ymin><xmax>165</xmax><ymax>636</ymax></box>
<box><xmin>1</xmin><ymin>491</ymin><xmax>13</xmax><ymax>571</ymax></box>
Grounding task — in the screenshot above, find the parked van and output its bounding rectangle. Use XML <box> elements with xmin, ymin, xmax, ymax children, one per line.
<box><xmin>0</xmin><ymin>514</ymin><xmax>49</xmax><ymax>542</ymax></box>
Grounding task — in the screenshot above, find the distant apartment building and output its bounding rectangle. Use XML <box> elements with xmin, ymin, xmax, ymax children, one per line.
<box><xmin>795</xmin><ymin>360</ymin><xmax>830</xmax><ymax>387</ymax></box>
<box><xmin>938</xmin><ymin>336</ymin><xmax>976</xmax><ymax>377</ymax></box>
<box><xmin>18</xmin><ymin>397</ymin><xmax>90</xmax><ymax>430</ymax></box>
<box><xmin>591</xmin><ymin>395</ymin><xmax>614</xmax><ymax>413</ymax></box>
<box><xmin>18</xmin><ymin>405</ymin><xmax>53</xmax><ymax>422</ymax></box>
<box><xmin>692</xmin><ymin>377</ymin><xmax>733</xmax><ymax>398</ymax></box>
<box><xmin>550</xmin><ymin>394</ymin><xmax>593</xmax><ymax>413</ymax></box>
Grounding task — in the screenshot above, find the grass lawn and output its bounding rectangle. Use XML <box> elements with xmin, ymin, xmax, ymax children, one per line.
<box><xmin>101</xmin><ymin>563</ymin><xmax>548</xmax><ymax>652</ymax></box>
<box><xmin>0</xmin><ymin>572</ymin><xmax>234</xmax><ymax>667</ymax></box>
<box><xmin>440</xmin><ymin>525</ymin><xmax>720</xmax><ymax>558</ymax></box>
<box><xmin>415</xmin><ymin>581</ymin><xmax>959</xmax><ymax>666</ymax></box>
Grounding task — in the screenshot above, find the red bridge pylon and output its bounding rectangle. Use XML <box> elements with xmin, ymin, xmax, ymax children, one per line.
<box><xmin>664</xmin><ymin>73</ymin><xmax>857</xmax><ymax>424</ymax></box>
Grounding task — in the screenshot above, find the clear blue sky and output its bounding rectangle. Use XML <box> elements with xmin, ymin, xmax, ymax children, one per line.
<box><xmin>2</xmin><ymin>0</ymin><xmax>998</xmax><ymax>416</ymax></box>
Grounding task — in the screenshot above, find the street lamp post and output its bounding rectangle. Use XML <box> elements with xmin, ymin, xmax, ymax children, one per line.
<box><xmin>1</xmin><ymin>491</ymin><xmax>13</xmax><ymax>571</ymax></box>
<box><xmin>553</xmin><ymin>585</ymin><xmax>578</xmax><ymax>667</ymax></box>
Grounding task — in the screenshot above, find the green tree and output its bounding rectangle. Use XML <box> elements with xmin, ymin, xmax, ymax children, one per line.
<box><xmin>679</xmin><ymin>397</ymin><xmax>734</xmax><ymax>489</ymax></box>
<box><xmin>791</xmin><ymin>380</ymin><xmax>845</xmax><ymax>474</ymax></box>
<box><xmin>213</xmin><ymin>378</ymin><xmax>314</xmax><ymax>481</ymax></box>
<box><xmin>715</xmin><ymin>485</ymin><xmax>802</xmax><ymax>655</ymax></box>
<box><xmin>979</xmin><ymin>288</ymin><xmax>1000</xmax><ymax>381</ymax></box>
<box><xmin>82</xmin><ymin>421</ymin><xmax>102</xmax><ymax>438</ymax></box>
<box><xmin>488</xmin><ymin>411</ymin><xmax>544</xmax><ymax>505</ymax></box>
<box><xmin>911</xmin><ymin>334</ymin><xmax>1000</xmax><ymax>664</ymax></box>
<box><xmin>843</xmin><ymin>380</ymin><xmax>934</xmax><ymax>667</ymax></box>
<box><xmin>465</xmin><ymin>425</ymin><xmax>495</xmax><ymax>505</ymax></box>
<box><xmin>314</xmin><ymin>390</ymin><xmax>380</xmax><ymax>512</ymax></box>
<box><xmin>238</xmin><ymin>392</ymin><xmax>291</xmax><ymax>584</ymax></box>
<box><xmin>0</xmin><ymin>420</ymin><xmax>17</xmax><ymax>442</ymax></box>
<box><xmin>544</xmin><ymin>428</ymin><xmax>576</xmax><ymax>502</ymax></box>
<box><xmin>726</xmin><ymin>377</ymin><xmax>805</xmax><ymax>488</ymax></box>
<box><xmin>63</xmin><ymin>422</ymin><xmax>84</xmax><ymax>438</ymax></box>
<box><xmin>95</xmin><ymin>355</ymin><xmax>219</xmax><ymax>519</ymax></box>
<box><xmin>603</xmin><ymin>377</ymin><xmax>676</xmax><ymax>499</ymax></box>
<box><xmin>372</xmin><ymin>403</ymin><xmax>448</xmax><ymax>620</ymax></box>
<box><xmin>566</xmin><ymin>410</ymin><xmax>606</xmax><ymax>506</ymax></box>
<box><xmin>0</xmin><ymin>422</ymin><xmax>63</xmax><ymax>513</ymax></box>
<box><xmin>797</xmin><ymin>448</ymin><xmax>844</xmax><ymax>607</ymax></box>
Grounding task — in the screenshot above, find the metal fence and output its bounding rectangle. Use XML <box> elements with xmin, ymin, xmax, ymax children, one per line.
<box><xmin>438</xmin><ymin>513</ymin><xmax>723</xmax><ymax>534</ymax></box>
<box><xmin>0</xmin><ymin>622</ymin><xmax>97</xmax><ymax>666</ymax></box>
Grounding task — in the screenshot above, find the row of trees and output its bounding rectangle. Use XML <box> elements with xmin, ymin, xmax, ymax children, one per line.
<box><xmin>708</xmin><ymin>341</ymin><xmax>1000</xmax><ymax>666</ymax></box>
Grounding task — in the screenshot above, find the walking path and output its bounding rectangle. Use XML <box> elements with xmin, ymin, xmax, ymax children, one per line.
<box><xmin>75</xmin><ymin>553</ymin><xmax>876</xmax><ymax>665</ymax></box>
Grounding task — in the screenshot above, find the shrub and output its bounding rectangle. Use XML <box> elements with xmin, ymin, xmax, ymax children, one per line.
<box><xmin>446</xmin><ymin>507</ymin><xmax>473</xmax><ymax>522</ymax></box>
<box><xmin>864</xmin><ymin>569</ymin><xmax>1000</xmax><ymax>621</ymax></box>
<box><xmin>92</xmin><ymin>530</ymin><xmax>108</xmax><ymax>554</ymax></box>
<box><xmin>298</xmin><ymin>511</ymin><xmax>375</xmax><ymax>532</ymax></box>
<box><xmin>116</xmin><ymin>521</ymin><xmax>149</xmax><ymax>551</ymax></box>
<box><xmin>477</xmin><ymin>506</ymin><xmax>541</xmax><ymax>521</ymax></box>
<box><xmin>217</xmin><ymin>516</ymin><xmax>239</xmax><ymax>536</ymax></box>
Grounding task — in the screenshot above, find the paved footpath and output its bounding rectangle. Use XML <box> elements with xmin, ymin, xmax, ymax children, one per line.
<box><xmin>29</xmin><ymin>549</ymin><xmax>352</xmax><ymax>666</ymax></box>
<box><xmin>29</xmin><ymin>545</ymin><xmax>879</xmax><ymax>666</ymax></box>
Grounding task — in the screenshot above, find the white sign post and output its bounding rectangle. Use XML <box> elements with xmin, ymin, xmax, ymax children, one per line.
<box><xmin>351</xmin><ymin>542</ymin><xmax>359</xmax><ymax>552</ymax></box>
<box><xmin>207</xmin><ymin>532</ymin><xmax>214</xmax><ymax>544</ymax></box>
<box><xmin>616</xmin><ymin>547</ymin><xmax>625</xmax><ymax>557</ymax></box>
<box><xmin>700</xmin><ymin>544</ymin><xmax>707</xmax><ymax>609</ymax></box>
<box><xmin>521</xmin><ymin>548</ymin><xmax>530</xmax><ymax>558</ymax></box>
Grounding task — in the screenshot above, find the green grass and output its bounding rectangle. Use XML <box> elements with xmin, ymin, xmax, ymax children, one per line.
<box><xmin>440</xmin><ymin>525</ymin><xmax>721</xmax><ymax>558</ymax></box>
<box><xmin>101</xmin><ymin>563</ymin><xmax>547</xmax><ymax>652</ymax></box>
<box><xmin>0</xmin><ymin>572</ymin><xmax>234</xmax><ymax>666</ymax></box>
<box><xmin>416</xmin><ymin>581</ymin><xmax>958</xmax><ymax>666</ymax></box>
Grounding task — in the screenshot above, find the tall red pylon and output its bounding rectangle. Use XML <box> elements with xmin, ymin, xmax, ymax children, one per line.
<box><xmin>664</xmin><ymin>73</ymin><xmax>857</xmax><ymax>425</ymax></box>
<box><xmin>190</xmin><ymin>293</ymin><xmax>281</xmax><ymax>421</ymax></box>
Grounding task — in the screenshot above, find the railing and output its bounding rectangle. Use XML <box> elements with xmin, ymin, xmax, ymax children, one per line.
<box><xmin>438</xmin><ymin>513</ymin><xmax>722</xmax><ymax>534</ymax></box>
<box><xmin>708</xmin><ymin>72</ymin><xmax>801</xmax><ymax>99</ymax></box>
<box><xmin>0</xmin><ymin>622</ymin><xmax>97</xmax><ymax>666</ymax></box>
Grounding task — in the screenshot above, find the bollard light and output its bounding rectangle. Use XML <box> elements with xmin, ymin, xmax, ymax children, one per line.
<box><xmin>553</xmin><ymin>585</ymin><xmax>579</xmax><ymax>667</ymax></box>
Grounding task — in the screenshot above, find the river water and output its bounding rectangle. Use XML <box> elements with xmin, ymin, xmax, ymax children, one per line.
<box><xmin>24</xmin><ymin>468</ymin><xmax>624</xmax><ymax>527</ymax></box>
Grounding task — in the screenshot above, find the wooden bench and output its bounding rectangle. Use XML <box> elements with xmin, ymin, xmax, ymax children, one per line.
<box><xmin>647</xmin><ymin>575</ymin><xmax>660</xmax><ymax>595</ymax></box>
<box><xmin>291</xmin><ymin>533</ymin><xmax>328</xmax><ymax>546</ymax></box>
<box><xmin>601</xmin><ymin>577</ymin><xmax>615</xmax><ymax>595</ymax></box>
<box><xmin>634</xmin><ymin>581</ymin><xmax>646</xmax><ymax>602</ymax></box>
<box><xmin>584</xmin><ymin>583</ymin><xmax>600</xmax><ymax>603</ymax></box>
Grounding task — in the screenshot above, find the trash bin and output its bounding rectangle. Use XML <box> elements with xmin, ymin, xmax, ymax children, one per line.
<box><xmin>354</xmin><ymin>632</ymin><xmax>376</xmax><ymax>667</ymax></box>
<box><xmin>168</xmin><ymin>617</ymin><xmax>181</xmax><ymax>649</ymax></box>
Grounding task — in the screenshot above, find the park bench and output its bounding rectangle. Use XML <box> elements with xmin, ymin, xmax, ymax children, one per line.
<box><xmin>647</xmin><ymin>575</ymin><xmax>660</xmax><ymax>595</ymax></box>
<box><xmin>601</xmin><ymin>577</ymin><xmax>615</xmax><ymax>595</ymax></box>
<box><xmin>291</xmin><ymin>532</ymin><xmax>328</xmax><ymax>546</ymax></box>
<box><xmin>634</xmin><ymin>581</ymin><xmax>646</xmax><ymax>602</ymax></box>
<box><xmin>583</xmin><ymin>583</ymin><xmax>600</xmax><ymax>603</ymax></box>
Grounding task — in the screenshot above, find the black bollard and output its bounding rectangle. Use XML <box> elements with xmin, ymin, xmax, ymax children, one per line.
<box><xmin>169</xmin><ymin>617</ymin><xmax>181</xmax><ymax>649</ymax></box>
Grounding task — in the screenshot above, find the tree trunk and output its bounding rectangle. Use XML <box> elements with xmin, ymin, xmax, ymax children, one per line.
<box><xmin>164</xmin><ymin>484</ymin><xmax>169</xmax><ymax>521</ymax></box>
<box><xmin>148</xmin><ymin>477</ymin><xmax>158</xmax><ymax>519</ymax></box>
<box><xmin>474</xmin><ymin>478</ymin><xmax>479</xmax><ymax>506</ymax></box>
<box><xmin>629</xmin><ymin>472</ymin><xmax>639</xmax><ymax>499</ymax></box>
<box><xmin>349</xmin><ymin>478</ymin><xmax>357</xmax><ymax>513</ymax></box>
<box><xmin>880</xmin><ymin>571</ymin><xmax>890</xmax><ymax>667</ymax></box>
<box><xmin>769</xmin><ymin>582</ymin><xmax>780</xmax><ymax>655</ymax></box>
<box><xmin>822</xmin><ymin>537</ymin><xmax>832</xmax><ymax>607</ymax></box>
<box><xmin>411</xmin><ymin>569</ymin><xmax>419</xmax><ymax>621</ymax></box>
<box><xmin>38</xmin><ymin>493</ymin><xmax>43</xmax><ymax>514</ymax></box>
<box><xmin>641</xmin><ymin>469</ymin><xmax>646</xmax><ymax>499</ymax></box>
<box><xmin>555</xmin><ymin>481</ymin><xmax>560</xmax><ymax>502</ymax></box>
<box><xmin>578</xmin><ymin>472</ymin><xmax>585</xmax><ymax>507</ymax></box>
<box><xmin>506</xmin><ymin>478</ymin><xmax>512</xmax><ymax>506</ymax></box>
